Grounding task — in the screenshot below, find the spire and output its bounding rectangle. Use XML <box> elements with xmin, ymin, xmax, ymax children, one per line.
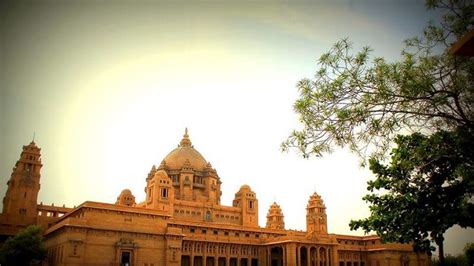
<box><xmin>32</xmin><ymin>132</ymin><xmax>36</xmax><ymax>144</ymax></box>
<box><xmin>180</xmin><ymin>127</ymin><xmax>192</xmax><ymax>147</ymax></box>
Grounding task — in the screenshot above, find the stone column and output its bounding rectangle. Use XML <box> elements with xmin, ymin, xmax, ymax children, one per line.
<box><xmin>315</xmin><ymin>248</ymin><xmax>319</xmax><ymax>266</ymax></box>
<box><xmin>326</xmin><ymin>247</ymin><xmax>330</xmax><ymax>266</ymax></box>
<box><xmin>266</xmin><ymin>247</ymin><xmax>271</xmax><ymax>266</ymax></box>
<box><xmin>202</xmin><ymin>243</ymin><xmax>207</xmax><ymax>266</ymax></box>
<box><xmin>286</xmin><ymin>243</ymin><xmax>297</xmax><ymax>266</ymax></box>
<box><xmin>190</xmin><ymin>242</ymin><xmax>195</xmax><ymax>266</ymax></box>
<box><xmin>331</xmin><ymin>246</ymin><xmax>339</xmax><ymax>266</ymax></box>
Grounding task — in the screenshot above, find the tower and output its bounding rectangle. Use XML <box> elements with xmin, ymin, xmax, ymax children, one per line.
<box><xmin>266</xmin><ymin>202</ymin><xmax>285</xmax><ymax>230</ymax></box>
<box><xmin>232</xmin><ymin>185</ymin><xmax>258</xmax><ymax>227</ymax></box>
<box><xmin>2</xmin><ymin>141</ymin><xmax>43</xmax><ymax>225</ymax></box>
<box><xmin>306</xmin><ymin>192</ymin><xmax>328</xmax><ymax>235</ymax></box>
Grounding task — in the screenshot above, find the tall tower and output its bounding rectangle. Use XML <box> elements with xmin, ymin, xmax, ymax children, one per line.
<box><xmin>266</xmin><ymin>202</ymin><xmax>285</xmax><ymax>230</ymax></box>
<box><xmin>232</xmin><ymin>185</ymin><xmax>258</xmax><ymax>227</ymax></box>
<box><xmin>306</xmin><ymin>192</ymin><xmax>328</xmax><ymax>235</ymax></box>
<box><xmin>2</xmin><ymin>141</ymin><xmax>43</xmax><ymax>225</ymax></box>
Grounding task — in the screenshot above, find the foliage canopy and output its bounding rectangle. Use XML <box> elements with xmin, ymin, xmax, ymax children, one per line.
<box><xmin>349</xmin><ymin>126</ymin><xmax>474</xmax><ymax>258</ymax></box>
<box><xmin>283</xmin><ymin>0</ymin><xmax>473</xmax><ymax>264</ymax></box>
<box><xmin>0</xmin><ymin>225</ymin><xmax>47</xmax><ymax>266</ymax></box>
<box><xmin>282</xmin><ymin>0</ymin><xmax>473</xmax><ymax>162</ymax></box>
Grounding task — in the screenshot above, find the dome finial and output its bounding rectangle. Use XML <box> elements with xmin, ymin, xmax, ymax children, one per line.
<box><xmin>180</xmin><ymin>127</ymin><xmax>192</xmax><ymax>147</ymax></box>
<box><xmin>30</xmin><ymin>131</ymin><xmax>36</xmax><ymax>145</ymax></box>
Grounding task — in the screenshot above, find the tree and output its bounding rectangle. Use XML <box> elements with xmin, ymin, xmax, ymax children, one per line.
<box><xmin>465</xmin><ymin>242</ymin><xmax>474</xmax><ymax>266</ymax></box>
<box><xmin>282</xmin><ymin>0</ymin><xmax>473</xmax><ymax>162</ymax></box>
<box><xmin>0</xmin><ymin>225</ymin><xmax>47</xmax><ymax>266</ymax></box>
<box><xmin>433</xmin><ymin>254</ymin><xmax>467</xmax><ymax>266</ymax></box>
<box><xmin>349</xmin><ymin>126</ymin><xmax>474</xmax><ymax>265</ymax></box>
<box><xmin>281</xmin><ymin>1</ymin><xmax>473</xmax><ymax>264</ymax></box>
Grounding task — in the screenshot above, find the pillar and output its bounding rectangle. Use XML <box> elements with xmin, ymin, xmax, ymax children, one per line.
<box><xmin>286</xmin><ymin>243</ymin><xmax>297</xmax><ymax>265</ymax></box>
<box><xmin>266</xmin><ymin>247</ymin><xmax>271</xmax><ymax>266</ymax></box>
<box><xmin>326</xmin><ymin>247</ymin><xmax>330</xmax><ymax>266</ymax></box>
<box><xmin>332</xmin><ymin>247</ymin><xmax>339</xmax><ymax>266</ymax></box>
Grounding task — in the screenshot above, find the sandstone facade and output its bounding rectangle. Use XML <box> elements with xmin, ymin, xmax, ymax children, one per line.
<box><xmin>1</xmin><ymin>130</ymin><xmax>429</xmax><ymax>266</ymax></box>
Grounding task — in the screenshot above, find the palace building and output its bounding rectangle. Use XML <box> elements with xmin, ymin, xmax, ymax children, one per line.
<box><xmin>0</xmin><ymin>129</ymin><xmax>429</xmax><ymax>266</ymax></box>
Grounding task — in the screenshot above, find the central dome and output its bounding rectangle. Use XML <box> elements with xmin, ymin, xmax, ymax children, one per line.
<box><xmin>162</xmin><ymin>129</ymin><xmax>208</xmax><ymax>171</ymax></box>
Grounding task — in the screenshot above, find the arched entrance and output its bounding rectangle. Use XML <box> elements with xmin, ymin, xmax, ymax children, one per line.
<box><xmin>181</xmin><ymin>255</ymin><xmax>190</xmax><ymax>266</ymax></box>
<box><xmin>206</xmin><ymin>257</ymin><xmax>215</xmax><ymax>266</ymax></box>
<box><xmin>271</xmin><ymin>246</ymin><xmax>284</xmax><ymax>266</ymax></box>
<box><xmin>194</xmin><ymin>256</ymin><xmax>203</xmax><ymax>266</ymax></box>
<box><xmin>310</xmin><ymin>247</ymin><xmax>318</xmax><ymax>266</ymax></box>
<box><xmin>300</xmin><ymin>246</ymin><xmax>308</xmax><ymax>266</ymax></box>
<box><xmin>319</xmin><ymin>247</ymin><xmax>326</xmax><ymax>266</ymax></box>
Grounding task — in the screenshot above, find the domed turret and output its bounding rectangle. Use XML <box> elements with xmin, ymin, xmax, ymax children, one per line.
<box><xmin>144</xmin><ymin>170</ymin><xmax>174</xmax><ymax>213</ymax></box>
<box><xmin>233</xmin><ymin>184</ymin><xmax>258</xmax><ymax>227</ymax></box>
<box><xmin>116</xmin><ymin>189</ymin><xmax>136</xmax><ymax>207</ymax></box>
<box><xmin>266</xmin><ymin>202</ymin><xmax>285</xmax><ymax>230</ymax></box>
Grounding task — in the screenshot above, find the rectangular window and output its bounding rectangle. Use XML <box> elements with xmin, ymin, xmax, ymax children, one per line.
<box><xmin>161</xmin><ymin>188</ymin><xmax>168</xmax><ymax>198</ymax></box>
<box><xmin>120</xmin><ymin>251</ymin><xmax>131</xmax><ymax>266</ymax></box>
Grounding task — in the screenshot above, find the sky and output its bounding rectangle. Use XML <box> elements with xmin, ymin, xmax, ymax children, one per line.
<box><xmin>1</xmin><ymin>0</ymin><xmax>472</xmax><ymax>256</ymax></box>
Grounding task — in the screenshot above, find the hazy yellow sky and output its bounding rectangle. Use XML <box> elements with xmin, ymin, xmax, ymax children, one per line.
<box><xmin>1</xmin><ymin>0</ymin><xmax>471</xmax><ymax>255</ymax></box>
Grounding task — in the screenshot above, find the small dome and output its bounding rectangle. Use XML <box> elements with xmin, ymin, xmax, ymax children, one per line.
<box><xmin>162</xmin><ymin>128</ymin><xmax>208</xmax><ymax>171</ymax></box>
<box><xmin>239</xmin><ymin>184</ymin><xmax>251</xmax><ymax>191</ymax></box>
<box><xmin>116</xmin><ymin>188</ymin><xmax>136</xmax><ymax>207</ymax></box>
<box><xmin>153</xmin><ymin>170</ymin><xmax>170</xmax><ymax>180</ymax></box>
